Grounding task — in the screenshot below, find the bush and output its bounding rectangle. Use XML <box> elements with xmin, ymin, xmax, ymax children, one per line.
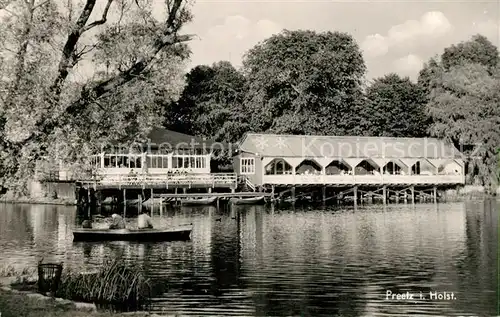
<box><xmin>56</xmin><ymin>258</ymin><xmax>151</xmax><ymax>312</ymax></box>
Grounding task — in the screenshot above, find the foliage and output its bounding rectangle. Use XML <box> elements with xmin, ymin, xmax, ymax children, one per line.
<box><xmin>165</xmin><ymin>61</ymin><xmax>249</xmax><ymax>143</ymax></box>
<box><xmin>425</xmin><ymin>62</ymin><xmax>500</xmax><ymax>189</ymax></box>
<box><xmin>56</xmin><ymin>258</ymin><xmax>151</xmax><ymax>312</ymax></box>
<box><xmin>241</xmin><ymin>29</ymin><xmax>366</xmax><ymax>135</ymax></box>
<box><xmin>361</xmin><ymin>74</ymin><xmax>429</xmax><ymax>137</ymax></box>
<box><xmin>441</xmin><ymin>34</ymin><xmax>499</xmax><ymax>71</ymax></box>
<box><xmin>0</xmin><ymin>0</ymin><xmax>192</xmax><ymax>193</ymax></box>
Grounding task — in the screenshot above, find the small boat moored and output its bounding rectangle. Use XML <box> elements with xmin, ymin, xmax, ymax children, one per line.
<box><xmin>181</xmin><ymin>196</ymin><xmax>217</xmax><ymax>206</ymax></box>
<box><xmin>229</xmin><ymin>196</ymin><xmax>265</xmax><ymax>205</ymax></box>
<box><xmin>72</xmin><ymin>225</ymin><xmax>192</xmax><ymax>242</ymax></box>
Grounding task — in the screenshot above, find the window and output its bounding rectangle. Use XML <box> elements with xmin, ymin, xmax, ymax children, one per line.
<box><xmin>240</xmin><ymin>158</ymin><xmax>255</xmax><ymax>174</ymax></box>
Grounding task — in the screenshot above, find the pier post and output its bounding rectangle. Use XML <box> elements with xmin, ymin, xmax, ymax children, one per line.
<box><xmin>322</xmin><ymin>186</ymin><xmax>326</xmax><ymax>202</ymax></box>
<box><xmin>150</xmin><ymin>188</ymin><xmax>154</xmax><ymax>207</ymax></box>
<box><xmin>208</xmin><ymin>187</ymin><xmax>212</xmax><ymax>194</ymax></box>
<box><xmin>382</xmin><ymin>185</ymin><xmax>387</xmax><ymax>205</ymax></box>
<box><xmin>271</xmin><ymin>185</ymin><xmax>275</xmax><ymax>201</ymax></box>
<box><xmin>87</xmin><ymin>188</ymin><xmax>91</xmax><ymax>205</ymax></box>
<box><xmin>410</xmin><ymin>186</ymin><xmax>415</xmax><ymax>204</ymax></box>
<box><xmin>96</xmin><ymin>190</ymin><xmax>102</xmax><ymax>207</ymax></box>
<box><xmin>353</xmin><ymin>186</ymin><xmax>358</xmax><ymax>207</ymax></box>
<box><xmin>395</xmin><ymin>190</ymin><xmax>399</xmax><ymax>204</ymax></box>
<box><xmin>159</xmin><ymin>198</ymin><xmax>163</xmax><ymax>216</ymax></box>
<box><xmin>123</xmin><ymin>188</ymin><xmax>126</xmax><ymax>207</ymax></box>
<box><xmin>123</xmin><ymin>188</ymin><xmax>127</xmax><ymax>219</ymax></box>
<box><xmin>433</xmin><ymin>186</ymin><xmax>437</xmax><ymax>203</ymax></box>
<box><xmin>291</xmin><ymin>186</ymin><xmax>296</xmax><ymax>202</ymax></box>
<box><xmin>138</xmin><ymin>194</ymin><xmax>142</xmax><ymax>215</ymax></box>
<box><xmin>231</xmin><ymin>187</ymin><xmax>236</xmax><ymax>193</ymax></box>
<box><xmin>183</xmin><ymin>188</ymin><xmax>187</xmax><ymax>194</ymax></box>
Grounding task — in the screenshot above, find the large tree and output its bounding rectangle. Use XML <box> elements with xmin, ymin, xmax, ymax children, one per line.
<box><xmin>165</xmin><ymin>61</ymin><xmax>249</xmax><ymax>143</ymax></box>
<box><xmin>424</xmin><ymin>62</ymin><xmax>500</xmax><ymax>190</ymax></box>
<box><xmin>441</xmin><ymin>34</ymin><xmax>499</xmax><ymax>71</ymax></box>
<box><xmin>418</xmin><ymin>35</ymin><xmax>500</xmax><ymax>190</ymax></box>
<box><xmin>242</xmin><ymin>29</ymin><xmax>367</xmax><ymax>135</ymax></box>
<box><xmin>361</xmin><ymin>74</ymin><xmax>429</xmax><ymax>137</ymax></box>
<box><xmin>0</xmin><ymin>0</ymin><xmax>192</xmax><ymax>193</ymax></box>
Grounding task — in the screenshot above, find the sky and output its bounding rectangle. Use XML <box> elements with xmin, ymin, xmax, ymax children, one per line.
<box><xmin>182</xmin><ymin>0</ymin><xmax>500</xmax><ymax>81</ymax></box>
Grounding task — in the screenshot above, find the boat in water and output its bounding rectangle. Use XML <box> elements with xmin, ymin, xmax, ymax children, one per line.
<box><xmin>72</xmin><ymin>225</ymin><xmax>192</xmax><ymax>242</ymax></box>
<box><xmin>229</xmin><ymin>196</ymin><xmax>265</xmax><ymax>205</ymax></box>
<box><xmin>181</xmin><ymin>196</ymin><xmax>217</xmax><ymax>206</ymax></box>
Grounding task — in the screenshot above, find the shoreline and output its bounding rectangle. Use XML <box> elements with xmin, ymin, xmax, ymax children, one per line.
<box><xmin>0</xmin><ymin>277</ymin><xmax>167</xmax><ymax>317</ymax></box>
<box><xmin>0</xmin><ymin>197</ymin><xmax>77</xmax><ymax>206</ymax></box>
<box><xmin>0</xmin><ymin>184</ymin><xmax>496</xmax><ymax>207</ymax></box>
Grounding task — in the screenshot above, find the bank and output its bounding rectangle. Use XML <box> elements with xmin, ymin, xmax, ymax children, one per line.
<box><xmin>0</xmin><ymin>275</ymin><xmax>170</xmax><ymax>317</ymax></box>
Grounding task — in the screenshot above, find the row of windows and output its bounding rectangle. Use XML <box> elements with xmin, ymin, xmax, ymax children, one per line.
<box><xmin>171</xmin><ymin>157</ymin><xmax>207</xmax><ymax>169</ymax></box>
<box><xmin>95</xmin><ymin>156</ymin><xmax>208</xmax><ymax>169</ymax></box>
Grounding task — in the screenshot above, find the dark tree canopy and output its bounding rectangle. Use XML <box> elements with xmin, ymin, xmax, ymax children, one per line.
<box><xmin>242</xmin><ymin>29</ymin><xmax>367</xmax><ymax>135</ymax></box>
<box><xmin>362</xmin><ymin>74</ymin><xmax>429</xmax><ymax>137</ymax></box>
<box><xmin>422</xmin><ymin>35</ymin><xmax>500</xmax><ymax>189</ymax></box>
<box><xmin>164</xmin><ymin>61</ymin><xmax>249</xmax><ymax>143</ymax></box>
<box><xmin>441</xmin><ymin>34</ymin><xmax>499</xmax><ymax>71</ymax></box>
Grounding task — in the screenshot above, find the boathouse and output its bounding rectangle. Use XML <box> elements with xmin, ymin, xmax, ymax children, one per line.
<box><xmin>59</xmin><ymin>127</ymin><xmax>238</xmax><ymax>193</ymax></box>
<box><xmin>233</xmin><ymin>133</ymin><xmax>465</xmax><ymax>201</ymax></box>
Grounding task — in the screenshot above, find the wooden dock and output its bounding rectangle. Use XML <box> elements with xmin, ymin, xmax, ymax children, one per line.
<box><xmin>155</xmin><ymin>192</ymin><xmax>271</xmax><ymax>199</ymax></box>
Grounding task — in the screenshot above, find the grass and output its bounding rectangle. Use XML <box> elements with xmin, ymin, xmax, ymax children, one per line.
<box><xmin>0</xmin><ymin>289</ymin><xmax>151</xmax><ymax>317</ymax></box>
<box><xmin>0</xmin><ymin>258</ymin><xmax>152</xmax><ymax>314</ymax></box>
<box><xmin>56</xmin><ymin>258</ymin><xmax>152</xmax><ymax>312</ymax></box>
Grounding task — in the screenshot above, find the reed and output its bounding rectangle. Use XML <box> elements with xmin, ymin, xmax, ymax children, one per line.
<box><xmin>0</xmin><ymin>265</ymin><xmax>37</xmax><ymax>278</ymax></box>
<box><xmin>56</xmin><ymin>258</ymin><xmax>151</xmax><ymax>312</ymax></box>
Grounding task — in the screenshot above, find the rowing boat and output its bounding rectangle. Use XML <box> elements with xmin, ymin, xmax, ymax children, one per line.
<box><xmin>72</xmin><ymin>226</ymin><xmax>192</xmax><ymax>242</ymax></box>
<box><xmin>229</xmin><ymin>196</ymin><xmax>265</xmax><ymax>205</ymax></box>
<box><xmin>181</xmin><ymin>196</ymin><xmax>217</xmax><ymax>206</ymax></box>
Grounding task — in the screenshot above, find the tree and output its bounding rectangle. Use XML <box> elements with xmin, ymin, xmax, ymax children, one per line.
<box><xmin>0</xmin><ymin>0</ymin><xmax>192</xmax><ymax>193</ymax></box>
<box><xmin>418</xmin><ymin>35</ymin><xmax>500</xmax><ymax>190</ymax></box>
<box><xmin>441</xmin><ymin>34</ymin><xmax>499</xmax><ymax>71</ymax></box>
<box><xmin>165</xmin><ymin>61</ymin><xmax>249</xmax><ymax>143</ymax></box>
<box><xmin>361</xmin><ymin>74</ymin><xmax>429</xmax><ymax>137</ymax></box>
<box><xmin>242</xmin><ymin>29</ymin><xmax>366</xmax><ymax>135</ymax></box>
<box><xmin>426</xmin><ymin>63</ymin><xmax>500</xmax><ymax>190</ymax></box>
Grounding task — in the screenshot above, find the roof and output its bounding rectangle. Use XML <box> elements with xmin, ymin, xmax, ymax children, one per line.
<box><xmin>130</xmin><ymin>127</ymin><xmax>228</xmax><ymax>150</ymax></box>
<box><xmin>238</xmin><ymin>133</ymin><xmax>463</xmax><ymax>159</ymax></box>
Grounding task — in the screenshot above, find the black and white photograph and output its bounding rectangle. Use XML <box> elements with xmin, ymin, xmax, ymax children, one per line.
<box><xmin>0</xmin><ymin>0</ymin><xmax>498</xmax><ymax>316</ymax></box>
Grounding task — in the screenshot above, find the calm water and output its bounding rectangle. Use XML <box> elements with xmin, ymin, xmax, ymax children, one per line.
<box><xmin>0</xmin><ymin>200</ymin><xmax>497</xmax><ymax>316</ymax></box>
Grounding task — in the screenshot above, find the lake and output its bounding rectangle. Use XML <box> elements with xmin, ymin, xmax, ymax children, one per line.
<box><xmin>0</xmin><ymin>200</ymin><xmax>497</xmax><ymax>316</ymax></box>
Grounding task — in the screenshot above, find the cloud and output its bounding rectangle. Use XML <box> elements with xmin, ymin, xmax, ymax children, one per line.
<box><xmin>361</xmin><ymin>11</ymin><xmax>453</xmax><ymax>58</ymax></box>
<box><xmin>188</xmin><ymin>15</ymin><xmax>282</xmax><ymax>68</ymax></box>
<box><xmin>471</xmin><ymin>19</ymin><xmax>500</xmax><ymax>43</ymax></box>
<box><xmin>392</xmin><ymin>54</ymin><xmax>424</xmax><ymax>78</ymax></box>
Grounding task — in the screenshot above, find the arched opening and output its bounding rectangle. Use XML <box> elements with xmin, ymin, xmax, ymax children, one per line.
<box><xmin>355</xmin><ymin>160</ymin><xmax>378</xmax><ymax>175</ymax></box>
<box><xmin>411</xmin><ymin>160</ymin><xmax>435</xmax><ymax>175</ymax></box>
<box><xmin>383</xmin><ymin>161</ymin><xmax>403</xmax><ymax>175</ymax></box>
<box><xmin>325</xmin><ymin>160</ymin><xmax>351</xmax><ymax>175</ymax></box>
<box><xmin>265</xmin><ymin>158</ymin><xmax>293</xmax><ymax>175</ymax></box>
<box><xmin>438</xmin><ymin>160</ymin><xmax>461</xmax><ymax>175</ymax></box>
<box><xmin>295</xmin><ymin>159</ymin><xmax>322</xmax><ymax>175</ymax></box>
<box><xmin>411</xmin><ymin>161</ymin><xmax>421</xmax><ymax>175</ymax></box>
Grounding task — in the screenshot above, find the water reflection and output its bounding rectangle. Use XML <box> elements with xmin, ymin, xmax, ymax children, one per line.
<box><xmin>0</xmin><ymin>200</ymin><xmax>497</xmax><ymax>316</ymax></box>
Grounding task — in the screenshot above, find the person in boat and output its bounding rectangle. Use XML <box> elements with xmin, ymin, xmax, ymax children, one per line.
<box><xmin>137</xmin><ymin>210</ymin><xmax>153</xmax><ymax>229</ymax></box>
<box><xmin>108</xmin><ymin>213</ymin><xmax>126</xmax><ymax>229</ymax></box>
